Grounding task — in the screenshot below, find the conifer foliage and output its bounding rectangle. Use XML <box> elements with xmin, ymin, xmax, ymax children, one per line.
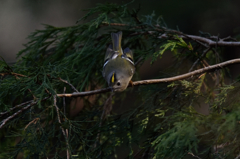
<box><xmin>1</xmin><ymin>2</ymin><xmax>240</xmax><ymax>159</ymax></box>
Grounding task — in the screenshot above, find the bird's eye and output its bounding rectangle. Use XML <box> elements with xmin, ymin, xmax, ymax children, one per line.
<box><xmin>117</xmin><ymin>82</ymin><xmax>121</xmax><ymax>86</ymax></box>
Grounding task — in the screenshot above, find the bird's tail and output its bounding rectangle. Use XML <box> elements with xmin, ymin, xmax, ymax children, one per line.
<box><xmin>111</xmin><ymin>31</ymin><xmax>122</xmax><ymax>52</ymax></box>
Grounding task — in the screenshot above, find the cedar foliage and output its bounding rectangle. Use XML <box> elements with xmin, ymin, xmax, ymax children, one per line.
<box><xmin>1</xmin><ymin>1</ymin><xmax>240</xmax><ymax>159</ymax></box>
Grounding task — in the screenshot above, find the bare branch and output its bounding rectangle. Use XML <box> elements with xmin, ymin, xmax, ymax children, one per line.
<box><xmin>0</xmin><ymin>97</ymin><xmax>50</xmax><ymax>129</ymax></box>
<box><xmin>63</xmin><ymin>87</ymin><xmax>66</xmax><ymax>115</ymax></box>
<box><xmin>185</xmin><ymin>34</ymin><xmax>240</xmax><ymax>46</ymax></box>
<box><xmin>187</xmin><ymin>152</ymin><xmax>202</xmax><ymax>159</ymax></box>
<box><xmin>93</xmin><ymin>93</ymin><xmax>113</xmax><ymax>150</ymax></box>
<box><xmin>57</xmin><ymin>87</ymin><xmax>111</xmax><ymax>97</ymax></box>
<box><xmin>24</xmin><ymin>118</ymin><xmax>40</xmax><ymax>130</ymax></box>
<box><xmin>102</xmin><ymin>22</ymin><xmax>240</xmax><ymax>47</ymax></box>
<box><xmin>0</xmin><ymin>100</ymin><xmax>34</xmax><ymax>117</ymax></box>
<box><xmin>57</xmin><ymin>58</ymin><xmax>240</xmax><ymax>97</ymax></box>
<box><xmin>53</xmin><ymin>95</ymin><xmax>70</xmax><ymax>159</ymax></box>
<box><xmin>58</xmin><ymin>78</ymin><xmax>79</xmax><ymax>92</ymax></box>
<box><xmin>0</xmin><ymin>103</ymin><xmax>34</xmax><ymax>129</ymax></box>
<box><xmin>189</xmin><ymin>47</ymin><xmax>211</xmax><ymax>72</ymax></box>
<box><xmin>53</xmin><ymin>95</ymin><xmax>66</xmax><ymax>136</ymax></box>
<box><xmin>0</xmin><ymin>72</ymin><xmax>27</xmax><ymax>77</ymax></box>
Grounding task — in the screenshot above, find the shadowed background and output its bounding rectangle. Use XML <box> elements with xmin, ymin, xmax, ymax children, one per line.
<box><xmin>1</xmin><ymin>0</ymin><xmax>240</xmax><ymax>63</ymax></box>
<box><xmin>1</xmin><ymin>1</ymin><xmax>240</xmax><ymax>158</ymax></box>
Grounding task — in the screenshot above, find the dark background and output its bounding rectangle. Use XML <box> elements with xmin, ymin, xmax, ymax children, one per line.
<box><xmin>1</xmin><ymin>1</ymin><xmax>240</xmax><ymax>158</ymax></box>
<box><xmin>1</xmin><ymin>0</ymin><xmax>240</xmax><ymax>63</ymax></box>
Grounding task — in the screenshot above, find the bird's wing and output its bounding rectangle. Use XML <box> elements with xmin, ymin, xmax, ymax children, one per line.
<box><xmin>123</xmin><ymin>47</ymin><xmax>134</xmax><ymax>64</ymax></box>
<box><xmin>104</xmin><ymin>45</ymin><xmax>119</xmax><ymax>63</ymax></box>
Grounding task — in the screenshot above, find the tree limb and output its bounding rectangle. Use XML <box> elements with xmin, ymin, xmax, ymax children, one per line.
<box><xmin>57</xmin><ymin>58</ymin><xmax>240</xmax><ymax>97</ymax></box>
<box><xmin>0</xmin><ymin>97</ymin><xmax>49</xmax><ymax>129</ymax></box>
<box><xmin>0</xmin><ymin>72</ymin><xmax>27</xmax><ymax>77</ymax></box>
<box><xmin>58</xmin><ymin>78</ymin><xmax>79</xmax><ymax>92</ymax></box>
<box><xmin>188</xmin><ymin>47</ymin><xmax>211</xmax><ymax>72</ymax></box>
<box><xmin>0</xmin><ymin>100</ymin><xmax>34</xmax><ymax>117</ymax></box>
<box><xmin>53</xmin><ymin>95</ymin><xmax>70</xmax><ymax>159</ymax></box>
<box><xmin>101</xmin><ymin>22</ymin><xmax>240</xmax><ymax>46</ymax></box>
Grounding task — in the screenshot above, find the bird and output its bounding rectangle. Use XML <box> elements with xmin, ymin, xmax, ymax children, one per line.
<box><xmin>102</xmin><ymin>31</ymin><xmax>135</xmax><ymax>92</ymax></box>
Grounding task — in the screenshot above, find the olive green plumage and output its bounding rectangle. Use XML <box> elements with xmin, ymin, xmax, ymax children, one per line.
<box><xmin>103</xmin><ymin>31</ymin><xmax>135</xmax><ymax>92</ymax></box>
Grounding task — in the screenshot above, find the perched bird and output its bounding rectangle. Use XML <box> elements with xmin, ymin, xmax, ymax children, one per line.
<box><xmin>102</xmin><ymin>31</ymin><xmax>135</xmax><ymax>92</ymax></box>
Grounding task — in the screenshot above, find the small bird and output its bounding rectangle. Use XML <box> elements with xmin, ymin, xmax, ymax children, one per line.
<box><xmin>102</xmin><ymin>31</ymin><xmax>135</xmax><ymax>92</ymax></box>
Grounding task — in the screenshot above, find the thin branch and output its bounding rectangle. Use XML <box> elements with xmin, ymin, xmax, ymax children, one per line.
<box><xmin>101</xmin><ymin>22</ymin><xmax>240</xmax><ymax>46</ymax></box>
<box><xmin>235</xmin><ymin>153</ymin><xmax>240</xmax><ymax>159</ymax></box>
<box><xmin>57</xmin><ymin>58</ymin><xmax>240</xmax><ymax>97</ymax></box>
<box><xmin>186</xmin><ymin>34</ymin><xmax>240</xmax><ymax>46</ymax></box>
<box><xmin>0</xmin><ymin>103</ymin><xmax>34</xmax><ymax>129</ymax></box>
<box><xmin>188</xmin><ymin>47</ymin><xmax>211</xmax><ymax>72</ymax></box>
<box><xmin>158</xmin><ymin>33</ymin><xmax>240</xmax><ymax>47</ymax></box>
<box><xmin>66</xmin><ymin>129</ymin><xmax>70</xmax><ymax>159</ymax></box>
<box><xmin>0</xmin><ymin>72</ymin><xmax>27</xmax><ymax>77</ymax></box>
<box><xmin>62</xmin><ymin>87</ymin><xmax>69</xmax><ymax>159</ymax></box>
<box><xmin>58</xmin><ymin>77</ymin><xmax>79</xmax><ymax>92</ymax></box>
<box><xmin>24</xmin><ymin>118</ymin><xmax>40</xmax><ymax>130</ymax></box>
<box><xmin>187</xmin><ymin>152</ymin><xmax>202</xmax><ymax>159</ymax></box>
<box><xmin>63</xmin><ymin>87</ymin><xmax>66</xmax><ymax>115</ymax></box>
<box><xmin>53</xmin><ymin>95</ymin><xmax>70</xmax><ymax>159</ymax></box>
<box><xmin>0</xmin><ymin>96</ymin><xmax>50</xmax><ymax>129</ymax></box>
<box><xmin>57</xmin><ymin>87</ymin><xmax>111</xmax><ymax>97</ymax></box>
<box><xmin>0</xmin><ymin>71</ymin><xmax>39</xmax><ymax>100</ymax></box>
<box><xmin>93</xmin><ymin>93</ymin><xmax>113</xmax><ymax>150</ymax></box>
<box><xmin>0</xmin><ymin>100</ymin><xmax>34</xmax><ymax>117</ymax></box>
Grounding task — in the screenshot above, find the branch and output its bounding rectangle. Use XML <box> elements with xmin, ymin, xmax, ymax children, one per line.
<box><xmin>101</xmin><ymin>22</ymin><xmax>240</xmax><ymax>46</ymax></box>
<box><xmin>57</xmin><ymin>58</ymin><xmax>240</xmax><ymax>97</ymax></box>
<box><xmin>0</xmin><ymin>103</ymin><xmax>34</xmax><ymax>129</ymax></box>
<box><xmin>0</xmin><ymin>72</ymin><xmax>27</xmax><ymax>77</ymax></box>
<box><xmin>188</xmin><ymin>47</ymin><xmax>211</xmax><ymax>72</ymax></box>
<box><xmin>187</xmin><ymin>152</ymin><xmax>202</xmax><ymax>159</ymax></box>
<box><xmin>0</xmin><ymin>97</ymin><xmax>49</xmax><ymax>129</ymax></box>
<box><xmin>186</xmin><ymin>34</ymin><xmax>240</xmax><ymax>46</ymax></box>
<box><xmin>158</xmin><ymin>33</ymin><xmax>240</xmax><ymax>46</ymax></box>
<box><xmin>53</xmin><ymin>95</ymin><xmax>70</xmax><ymax>159</ymax></box>
<box><xmin>24</xmin><ymin>118</ymin><xmax>40</xmax><ymax>130</ymax></box>
<box><xmin>57</xmin><ymin>78</ymin><xmax>79</xmax><ymax>92</ymax></box>
<box><xmin>0</xmin><ymin>100</ymin><xmax>34</xmax><ymax>117</ymax></box>
<box><xmin>57</xmin><ymin>87</ymin><xmax>111</xmax><ymax>97</ymax></box>
<box><xmin>93</xmin><ymin>93</ymin><xmax>113</xmax><ymax>153</ymax></box>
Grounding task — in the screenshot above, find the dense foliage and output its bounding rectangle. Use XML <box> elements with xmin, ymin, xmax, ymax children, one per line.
<box><xmin>1</xmin><ymin>2</ymin><xmax>240</xmax><ymax>159</ymax></box>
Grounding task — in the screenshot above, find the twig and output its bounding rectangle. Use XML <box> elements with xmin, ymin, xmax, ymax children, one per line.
<box><xmin>93</xmin><ymin>93</ymin><xmax>113</xmax><ymax>151</ymax></box>
<box><xmin>0</xmin><ymin>103</ymin><xmax>34</xmax><ymax>129</ymax></box>
<box><xmin>57</xmin><ymin>58</ymin><xmax>240</xmax><ymax>97</ymax></box>
<box><xmin>58</xmin><ymin>78</ymin><xmax>79</xmax><ymax>92</ymax></box>
<box><xmin>53</xmin><ymin>95</ymin><xmax>70</xmax><ymax>159</ymax></box>
<box><xmin>0</xmin><ymin>71</ymin><xmax>38</xmax><ymax>101</ymax></box>
<box><xmin>189</xmin><ymin>47</ymin><xmax>211</xmax><ymax>72</ymax></box>
<box><xmin>0</xmin><ymin>100</ymin><xmax>34</xmax><ymax>117</ymax></box>
<box><xmin>57</xmin><ymin>87</ymin><xmax>111</xmax><ymax>97</ymax></box>
<box><xmin>235</xmin><ymin>153</ymin><xmax>240</xmax><ymax>159</ymax></box>
<box><xmin>24</xmin><ymin>118</ymin><xmax>40</xmax><ymax>130</ymax></box>
<box><xmin>187</xmin><ymin>152</ymin><xmax>202</xmax><ymax>159</ymax></box>
<box><xmin>0</xmin><ymin>97</ymin><xmax>49</xmax><ymax>129</ymax></box>
<box><xmin>158</xmin><ymin>33</ymin><xmax>209</xmax><ymax>48</ymax></box>
<box><xmin>159</xmin><ymin>32</ymin><xmax>240</xmax><ymax>46</ymax></box>
<box><xmin>0</xmin><ymin>72</ymin><xmax>27</xmax><ymax>77</ymax></box>
<box><xmin>28</xmin><ymin>89</ymin><xmax>37</xmax><ymax>100</ymax></box>
<box><xmin>63</xmin><ymin>87</ymin><xmax>66</xmax><ymax>115</ymax></box>
<box><xmin>101</xmin><ymin>22</ymin><xmax>240</xmax><ymax>46</ymax></box>
<box><xmin>185</xmin><ymin>34</ymin><xmax>240</xmax><ymax>46</ymax></box>
<box><xmin>66</xmin><ymin>129</ymin><xmax>69</xmax><ymax>159</ymax></box>
<box><xmin>62</xmin><ymin>87</ymin><xmax>69</xmax><ymax>158</ymax></box>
